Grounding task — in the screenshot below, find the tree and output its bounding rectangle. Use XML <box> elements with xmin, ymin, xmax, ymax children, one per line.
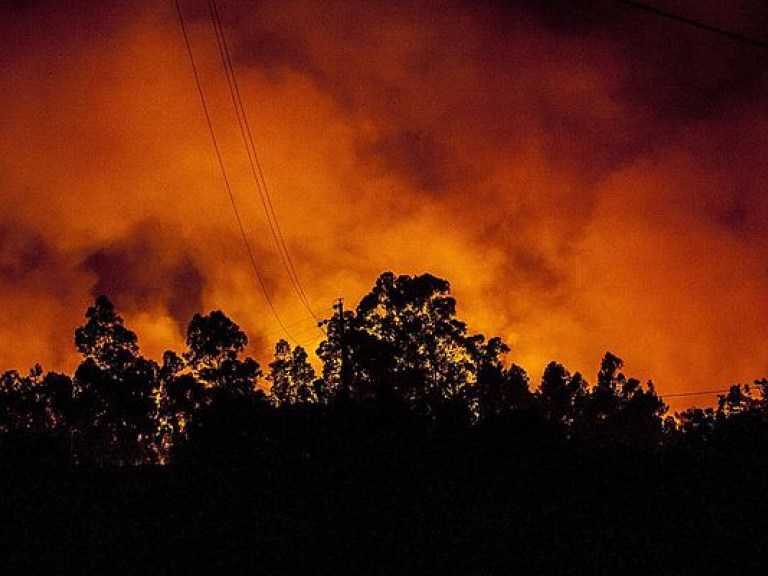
<box><xmin>155</xmin><ymin>350</ymin><xmax>207</xmax><ymax>460</ymax></box>
<box><xmin>39</xmin><ymin>370</ymin><xmax>75</xmax><ymax>433</ymax></box>
<box><xmin>269</xmin><ymin>340</ymin><xmax>317</xmax><ymax>406</ymax></box>
<box><xmin>72</xmin><ymin>296</ymin><xmax>157</xmax><ymax>466</ymax></box>
<box><xmin>163</xmin><ymin>310</ymin><xmax>266</xmax><ymax>463</ymax></box>
<box><xmin>473</xmin><ymin>337</ymin><xmax>532</xmax><ymax>420</ymax></box>
<box><xmin>75</xmin><ymin>295</ymin><xmax>138</xmax><ymax>371</ymax></box>
<box><xmin>754</xmin><ymin>378</ymin><xmax>768</xmax><ymax>406</ymax></box>
<box><xmin>716</xmin><ymin>384</ymin><xmax>754</xmax><ymax>418</ymax></box>
<box><xmin>575</xmin><ymin>352</ymin><xmax>667</xmax><ymax>448</ymax></box>
<box><xmin>316</xmin><ymin>303</ymin><xmax>360</xmax><ymax>402</ymax></box>
<box><xmin>591</xmin><ymin>351</ymin><xmax>624</xmax><ymax>421</ymax></box>
<box><xmin>184</xmin><ymin>310</ymin><xmax>261</xmax><ymax>395</ymax></box>
<box><xmin>320</xmin><ymin>272</ymin><xmax>487</xmax><ymax>416</ymax></box>
<box><xmin>613</xmin><ymin>378</ymin><xmax>667</xmax><ymax>447</ymax></box>
<box><xmin>676</xmin><ymin>407</ymin><xmax>716</xmax><ymax>445</ymax></box>
<box><xmin>707</xmin><ymin>383</ymin><xmax>768</xmax><ymax>448</ymax></box>
<box><xmin>537</xmin><ymin>361</ymin><xmax>586</xmax><ymax>432</ymax></box>
<box><xmin>0</xmin><ymin>366</ymin><xmax>47</xmax><ymax>435</ymax></box>
<box><xmin>0</xmin><ymin>365</ymin><xmax>73</xmax><ymax>467</ymax></box>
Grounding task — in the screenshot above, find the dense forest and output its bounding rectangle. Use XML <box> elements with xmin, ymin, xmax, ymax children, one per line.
<box><xmin>2</xmin><ymin>272</ymin><xmax>767</xmax><ymax>574</ymax></box>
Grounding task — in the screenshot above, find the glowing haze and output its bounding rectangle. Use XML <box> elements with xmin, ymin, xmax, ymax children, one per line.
<box><xmin>1</xmin><ymin>0</ymin><xmax>767</xmax><ymax>408</ymax></box>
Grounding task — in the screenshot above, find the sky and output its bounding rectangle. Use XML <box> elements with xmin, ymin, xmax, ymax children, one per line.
<box><xmin>1</xmin><ymin>0</ymin><xmax>767</xmax><ymax>410</ymax></box>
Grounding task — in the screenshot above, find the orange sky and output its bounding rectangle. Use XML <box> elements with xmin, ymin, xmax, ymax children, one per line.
<box><xmin>1</xmin><ymin>0</ymin><xmax>767</xmax><ymax>411</ymax></box>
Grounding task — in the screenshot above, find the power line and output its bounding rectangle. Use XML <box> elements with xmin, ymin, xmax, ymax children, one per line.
<box><xmin>209</xmin><ymin>0</ymin><xmax>322</xmax><ymax>326</ymax></box>
<box><xmin>174</xmin><ymin>0</ymin><xmax>298</xmax><ymax>344</ymax></box>
<box><xmin>661</xmin><ymin>388</ymin><xmax>730</xmax><ymax>399</ymax></box>
<box><xmin>617</xmin><ymin>0</ymin><xmax>768</xmax><ymax>49</ymax></box>
<box><xmin>259</xmin><ymin>307</ymin><xmax>334</xmax><ymax>340</ymax></box>
<box><xmin>205</xmin><ymin>0</ymin><xmax>299</xmax><ymax>299</ymax></box>
<box><xmin>207</xmin><ymin>0</ymin><xmax>326</xmax><ymax>335</ymax></box>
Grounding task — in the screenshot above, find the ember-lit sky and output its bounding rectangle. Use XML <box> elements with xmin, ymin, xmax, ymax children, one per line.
<box><xmin>2</xmin><ymin>0</ymin><xmax>767</xmax><ymax>407</ymax></box>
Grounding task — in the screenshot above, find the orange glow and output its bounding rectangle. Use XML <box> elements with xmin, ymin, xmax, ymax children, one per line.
<box><xmin>1</xmin><ymin>0</ymin><xmax>766</xmax><ymax>412</ymax></box>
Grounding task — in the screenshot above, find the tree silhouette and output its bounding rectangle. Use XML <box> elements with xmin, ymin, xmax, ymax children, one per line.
<box><xmin>167</xmin><ymin>310</ymin><xmax>266</xmax><ymax>463</ymax></box>
<box><xmin>155</xmin><ymin>350</ymin><xmax>206</xmax><ymax>460</ymax></box>
<box><xmin>0</xmin><ymin>366</ymin><xmax>47</xmax><ymax>435</ymax></box>
<box><xmin>717</xmin><ymin>383</ymin><xmax>754</xmax><ymax>418</ymax></box>
<box><xmin>39</xmin><ymin>370</ymin><xmax>75</xmax><ymax>433</ymax></box>
<box><xmin>572</xmin><ymin>352</ymin><xmax>667</xmax><ymax>447</ymax></box>
<box><xmin>269</xmin><ymin>339</ymin><xmax>317</xmax><ymax>406</ymax></box>
<box><xmin>75</xmin><ymin>295</ymin><xmax>139</xmax><ymax>371</ymax></box>
<box><xmin>473</xmin><ymin>337</ymin><xmax>532</xmax><ymax>420</ymax></box>
<box><xmin>536</xmin><ymin>361</ymin><xmax>586</xmax><ymax>434</ymax></box>
<box><xmin>590</xmin><ymin>351</ymin><xmax>624</xmax><ymax>421</ymax></box>
<box><xmin>72</xmin><ymin>296</ymin><xmax>157</xmax><ymax>465</ymax></box>
<box><xmin>0</xmin><ymin>271</ymin><xmax>763</xmax><ymax>476</ymax></box>
<box><xmin>316</xmin><ymin>303</ymin><xmax>358</xmax><ymax>402</ymax></box>
<box><xmin>2</xmin><ymin>270</ymin><xmax>768</xmax><ymax>574</ymax></box>
<box><xmin>321</xmin><ymin>272</ymin><xmax>495</xmax><ymax>418</ymax></box>
<box><xmin>184</xmin><ymin>310</ymin><xmax>260</xmax><ymax>396</ymax></box>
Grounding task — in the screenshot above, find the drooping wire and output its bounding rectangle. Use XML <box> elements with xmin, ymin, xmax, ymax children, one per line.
<box><xmin>207</xmin><ymin>0</ymin><xmax>325</xmax><ymax>335</ymax></box>
<box><xmin>207</xmin><ymin>0</ymin><xmax>318</xmax><ymax>318</ymax></box>
<box><xmin>662</xmin><ymin>388</ymin><xmax>731</xmax><ymax>399</ymax></box>
<box><xmin>252</xmin><ymin>323</ymin><xmax>331</xmax><ymax>362</ymax></box>
<box><xmin>174</xmin><ymin>0</ymin><xmax>298</xmax><ymax>343</ymax></box>
<box><xmin>259</xmin><ymin>307</ymin><xmax>334</xmax><ymax>340</ymax></box>
<box><xmin>616</xmin><ymin>0</ymin><xmax>768</xmax><ymax>49</ymax></box>
<box><xmin>206</xmin><ymin>0</ymin><xmax>304</xmax><ymax>308</ymax></box>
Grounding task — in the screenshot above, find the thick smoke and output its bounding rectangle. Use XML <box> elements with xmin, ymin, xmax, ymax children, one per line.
<box><xmin>82</xmin><ymin>220</ymin><xmax>206</xmax><ymax>332</ymax></box>
<box><xmin>1</xmin><ymin>0</ymin><xmax>766</xmax><ymax>408</ymax></box>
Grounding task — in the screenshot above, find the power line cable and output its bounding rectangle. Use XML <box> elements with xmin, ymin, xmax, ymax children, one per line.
<box><xmin>661</xmin><ymin>388</ymin><xmax>730</xmax><ymax>399</ymax></box>
<box><xmin>260</xmin><ymin>307</ymin><xmax>334</xmax><ymax>340</ymax></box>
<box><xmin>174</xmin><ymin>0</ymin><xmax>298</xmax><ymax>344</ymax></box>
<box><xmin>205</xmin><ymin>0</ymin><xmax>301</xmax><ymax>302</ymax></box>
<box><xmin>660</xmin><ymin>387</ymin><xmax>763</xmax><ymax>399</ymax></box>
<box><xmin>208</xmin><ymin>0</ymin><xmax>319</xmax><ymax>319</ymax></box>
<box><xmin>616</xmin><ymin>0</ymin><xmax>768</xmax><ymax>49</ymax></box>
<box><xmin>208</xmin><ymin>0</ymin><xmax>326</xmax><ymax>335</ymax></box>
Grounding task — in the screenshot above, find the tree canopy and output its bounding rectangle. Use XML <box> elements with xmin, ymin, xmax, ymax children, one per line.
<box><xmin>0</xmin><ymin>271</ymin><xmax>763</xmax><ymax>467</ymax></box>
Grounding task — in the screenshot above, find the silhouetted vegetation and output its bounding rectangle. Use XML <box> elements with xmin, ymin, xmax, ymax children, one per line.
<box><xmin>1</xmin><ymin>272</ymin><xmax>767</xmax><ymax>574</ymax></box>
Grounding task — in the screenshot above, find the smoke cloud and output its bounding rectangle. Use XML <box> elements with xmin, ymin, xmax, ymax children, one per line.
<box><xmin>1</xmin><ymin>0</ymin><xmax>766</xmax><ymax>409</ymax></box>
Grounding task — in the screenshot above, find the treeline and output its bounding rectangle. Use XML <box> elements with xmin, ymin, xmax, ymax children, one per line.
<box><xmin>1</xmin><ymin>271</ymin><xmax>766</xmax><ymax>467</ymax></box>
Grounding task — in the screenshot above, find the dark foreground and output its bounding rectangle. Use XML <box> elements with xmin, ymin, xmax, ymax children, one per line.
<box><xmin>3</xmin><ymin>278</ymin><xmax>767</xmax><ymax>573</ymax></box>
<box><xmin>1</xmin><ymin>430</ymin><xmax>766</xmax><ymax>576</ymax></box>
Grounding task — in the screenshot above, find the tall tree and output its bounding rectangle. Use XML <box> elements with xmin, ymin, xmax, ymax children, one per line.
<box><xmin>75</xmin><ymin>295</ymin><xmax>139</xmax><ymax>371</ymax></box>
<box><xmin>72</xmin><ymin>296</ymin><xmax>157</xmax><ymax>465</ymax></box>
<box><xmin>537</xmin><ymin>361</ymin><xmax>587</xmax><ymax>432</ymax></box>
<box><xmin>473</xmin><ymin>337</ymin><xmax>532</xmax><ymax>420</ymax></box>
<box><xmin>321</xmin><ymin>272</ymin><xmax>486</xmax><ymax>414</ymax></box>
<box><xmin>155</xmin><ymin>350</ymin><xmax>207</xmax><ymax>460</ymax></box>
<box><xmin>316</xmin><ymin>303</ymin><xmax>360</xmax><ymax>402</ymax></box>
<box><xmin>575</xmin><ymin>352</ymin><xmax>667</xmax><ymax>447</ymax></box>
<box><xmin>269</xmin><ymin>340</ymin><xmax>317</xmax><ymax>406</ymax></box>
<box><xmin>184</xmin><ymin>310</ymin><xmax>261</xmax><ymax>396</ymax></box>
<box><xmin>0</xmin><ymin>366</ymin><xmax>47</xmax><ymax>435</ymax></box>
